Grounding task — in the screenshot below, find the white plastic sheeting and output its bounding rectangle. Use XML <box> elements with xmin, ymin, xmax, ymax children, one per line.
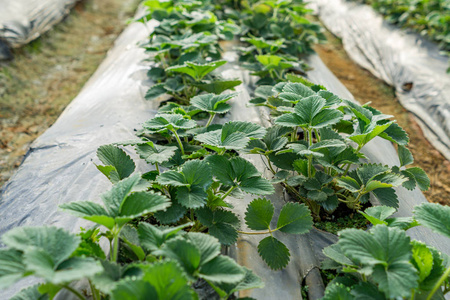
<box><xmin>309</xmin><ymin>0</ymin><xmax>450</xmax><ymax>160</ymax></box>
<box><xmin>0</xmin><ymin>0</ymin><xmax>78</xmax><ymax>59</ymax></box>
<box><xmin>1</xmin><ymin>8</ymin><xmax>449</xmax><ymax>300</ymax></box>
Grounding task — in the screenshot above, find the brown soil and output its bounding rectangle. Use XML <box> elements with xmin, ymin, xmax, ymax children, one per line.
<box><xmin>314</xmin><ymin>30</ymin><xmax>450</xmax><ymax>205</ymax></box>
<box><xmin>0</xmin><ymin>0</ymin><xmax>139</xmax><ymax>189</ymax></box>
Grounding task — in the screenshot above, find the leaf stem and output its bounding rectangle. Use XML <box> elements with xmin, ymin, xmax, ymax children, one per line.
<box><xmin>221</xmin><ymin>186</ymin><xmax>236</xmax><ymax>201</ymax></box>
<box><xmin>426</xmin><ymin>266</ymin><xmax>450</xmax><ymax>300</ymax></box>
<box><xmin>63</xmin><ymin>285</ymin><xmax>86</xmax><ymax>300</ymax></box>
<box><xmin>111</xmin><ymin>225</ymin><xmax>120</xmax><ymax>263</ymax></box>
<box><xmin>238</xmin><ymin>227</ymin><xmax>280</xmax><ymax>235</ymax></box>
<box><xmin>171</xmin><ymin>130</ymin><xmax>185</xmax><ymax>155</ymax></box>
<box><xmin>266</xmin><ymin>155</ymin><xmax>276</xmax><ymax>174</ymax></box>
<box><xmin>155</xmin><ymin>162</ymin><xmax>160</xmax><ymax>174</ymax></box>
<box><xmin>89</xmin><ymin>280</ymin><xmax>99</xmax><ymax>300</ymax></box>
<box><xmin>206</xmin><ymin>113</ymin><xmax>216</xmax><ymax>127</ymax></box>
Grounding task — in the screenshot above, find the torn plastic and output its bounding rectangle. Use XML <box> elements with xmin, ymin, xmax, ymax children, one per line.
<box><xmin>0</xmin><ymin>0</ymin><xmax>78</xmax><ymax>59</ymax></box>
<box><xmin>1</xmin><ymin>10</ymin><xmax>449</xmax><ymax>300</ymax></box>
<box><xmin>309</xmin><ymin>0</ymin><xmax>450</xmax><ymax>161</ymax></box>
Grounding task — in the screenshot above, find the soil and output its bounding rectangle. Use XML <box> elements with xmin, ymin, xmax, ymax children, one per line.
<box><xmin>314</xmin><ymin>30</ymin><xmax>450</xmax><ymax>205</ymax></box>
<box><xmin>0</xmin><ymin>0</ymin><xmax>139</xmax><ymax>189</ymax></box>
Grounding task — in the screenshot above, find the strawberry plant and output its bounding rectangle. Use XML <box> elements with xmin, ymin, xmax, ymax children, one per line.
<box><xmin>321</xmin><ymin>203</ymin><xmax>450</xmax><ymax>300</ymax></box>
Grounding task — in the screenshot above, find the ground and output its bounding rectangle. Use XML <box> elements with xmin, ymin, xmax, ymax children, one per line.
<box><xmin>0</xmin><ymin>0</ymin><xmax>139</xmax><ymax>188</ymax></box>
<box><xmin>314</xmin><ymin>30</ymin><xmax>450</xmax><ymax>205</ymax></box>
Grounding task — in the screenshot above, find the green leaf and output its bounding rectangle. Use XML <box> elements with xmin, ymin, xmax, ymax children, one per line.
<box><xmin>398</xmin><ymin>145</ymin><xmax>413</xmax><ymax>167</ymax></box>
<box><xmin>193</xmin><ymin>80</ymin><xmax>242</xmax><ymax>94</ymax></box>
<box><xmin>322</xmin><ymin>283</ymin><xmax>354</xmax><ymax>300</ymax></box>
<box><xmin>0</xmin><ymin>249</ymin><xmax>26</xmax><ymax>289</ymax></box>
<box><xmin>336</xmin><ymin>177</ymin><xmax>361</xmax><ymax>192</ymax></box>
<box><xmin>359</xmin><ymin>206</ymin><xmax>396</xmax><ymax>225</ymax></box>
<box><xmin>245</xmin><ymin>198</ymin><xmax>274</xmax><ymax>230</ymax></box>
<box><xmin>60</xmin><ymin>201</ymin><xmax>115</xmax><ymax>229</ymax></box>
<box><xmin>356</xmin><ymin>164</ymin><xmax>390</xmax><ymax>185</ymax></box>
<box><xmin>199</xmin><ymin>255</ymin><xmax>245</xmax><ymax>284</ymax></box>
<box><xmin>221</xmin><ymin>121</ymin><xmax>267</xmax><ymax>139</ymax></box>
<box><xmin>350</xmin><ymin>282</ymin><xmax>385</xmax><ymax>299</ymax></box>
<box><xmin>176</xmin><ymin>186</ymin><xmax>208</xmax><ymax>208</ymax></box>
<box><xmin>3</xmin><ymin>227</ymin><xmax>80</xmax><ymax>266</ymax></box>
<box><xmin>140</xmin><ymin>260</ymin><xmax>195</xmax><ymax>300</ymax></box>
<box><xmin>119</xmin><ymin>191</ymin><xmax>170</xmax><ymax>218</ymax></box>
<box><xmin>195</xmin><ymin>129</ymin><xmax>249</xmax><ymax>150</ymax></box>
<box><xmin>186</xmin><ymin>233</ymin><xmax>221</xmax><ymax>265</ymax></box>
<box><xmin>414</xmin><ymin>203</ymin><xmax>450</xmax><ymax>238</ymax></box>
<box><xmin>138</xmin><ymin>222</ymin><xmax>191</xmax><ymax>252</ymax></box>
<box><xmin>323</xmin><ymin>243</ymin><xmax>357</xmax><ymax>267</ymax></box>
<box><xmin>145</xmin><ymin>83</ymin><xmax>167</xmax><ymax>100</ymax></box>
<box><xmin>101</xmin><ymin>173</ymin><xmax>143</xmax><ymax>216</ymax></box>
<box><xmin>136</xmin><ymin>142</ymin><xmax>177</xmax><ymax>165</ymax></box>
<box><xmin>411</xmin><ymin>241</ymin><xmax>433</xmax><ymax>282</ymax></box>
<box><xmin>97</xmin><ymin>145</ymin><xmax>135</xmax><ymax>183</ymax></box>
<box><xmin>349</xmin><ymin>122</ymin><xmax>392</xmax><ymax>147</ymax></box>
<box><xmin>166</xmin><ymin>60</ymin><xmax>227</xmax><ymax>81</ymax></box>
<box><xmin>144</xmin><ymin>114</ymin><xmax>197</xmax><ymax>131</ymax></box>
<box><xmin>257</xmin><ymin>236</ymin><xmax>290</xmax><ymax>270</ymax></box>
<box><xmin>372</xmin><ymin>187</ymin><xmax>399</xmax><ymax>208</ymax></box>
<box><xmin>11</xmin><ymin>285</ymin><xmax>48</xmax><ymax>300</ymax></box>
<box><xmin>379</xmin><ymin>123</ymin><xmax>409</xmax><ymax>145</ymax></box>
<box><xmin>282</xmin><ymin>82</ymin><xmax>315</xmax><ymax>98</ymax></box>
<box><xmin>157</xmin><ymin>171</ymin><xmax>188</xmax><ymax>187</ymax></box>
<box><xmin>277</xmin><ymin>203</ymin><xmax>313</xmax><ymax>234</ymax></box>
<box><xmin>339</xmin><ymin>225</ymin><xmax>418</xmax><ymax>298</ymax></box>
<box><xmin>153</xmin><ymin>238</ymin><xmax>201</xmax><ymax>278</ymax></box>
<box><xmin>181</xmin><ymin>160</ymin><xmax>212</xmax><ymax>187</ymax></box>
<box><xmin>407</xmin><ymin>167</ymin><xmax>430</xmax><ymax>191</ymax></box>
<box><xmin>196</xmin><ymin>207</ymin><xmax>240</xmax><ymax>245</ymax></box>
<box><xmin>191</xmin><ymin>93</ymin><xmax>237</xmax><ymax>114</ymax></box>
<box><xmin>215</xmin><ymin>267</ymin><xmax>264</xmax><ymax>296</ymax></box>
<box><xmin>111</xmin><ymin>278</ymin><xmax>158</xmax><ymax>300</ymax></box>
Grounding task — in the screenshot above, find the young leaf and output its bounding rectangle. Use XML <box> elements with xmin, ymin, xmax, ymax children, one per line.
<box><xmin>277</xmin><ymin>203</ymin><xmax>313</xmax><ymax>234</ymax></box>
<box><xmin>359</xmin><ymin>206</ymin><xmax>396</xmax><ymax>226</ymax></box>
<box><xmin>144</xmin><ymin>114</ymin><xmax>197</xmax><ymax>132</ymax></box>
<box><xmin>245</xmin><ymin>198</ymin><xmax>274</xmax><ymax>230</ymax></box>
<box><xmin>136</xmin><ymin>142</ymin><xmax>177</xmax><ymax>165</ymax></box>
<box><xmin>166</xmin><ymin>60</ymin><xmax>227</xmax><ymax>81</ymax></box>
<box><xmin>257</xmin><ymin>236</ymin><xmax>290</xmax><ymax>270</ymax></box>
<box><xmin>414</xmin><ymin>203</ymin><xmax>450</xmax><ymax>239</ymax></box>
<box><xmin>191</xmin><ymin>92</ymin><xmax>237</xmax><ymax>114</ymax></box>
<box><xmin>138</xmin><ymin>222</ymin><xmax>191</xmax><ymax>252</ymax></box>
<box><xmin>97</xmin><ymin>145</ymin><xmax>136</xmax><ymax>183</ymax></box>
<box><xmin>411</xmin><ymin>241</ymin><xmax>434</xmax><ymax>282</ymax></box>
<box><xmin>111</xmin><ymin>278</ymin><xmax>159</xmax><ymax>300</ymax></box>
<box><xmin>140</xmin><ymin>260</ymin><xmax>196</xmax><ymax>300</ymax></box>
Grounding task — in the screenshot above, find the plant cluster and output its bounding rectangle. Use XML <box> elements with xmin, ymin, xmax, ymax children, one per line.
<box><xmin>0</xmin><ymin>0</ymin><xmax>448</xmax><ymax>299</ymax></box>
<box><xmin>322</xmin><ymin>203</ymin><xmax>450</xmax><ymax>300</ymax></box>
<box><xmin>352</xmin><ymin>0</ymin><xmax>450</xmax><ymax>71</ymax></box>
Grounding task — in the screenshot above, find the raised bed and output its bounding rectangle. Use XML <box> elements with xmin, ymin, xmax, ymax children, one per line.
<box><xmin>1</xmin><ymin>1</ymin><xmax>449</xmax><ymax>299</ymax></box>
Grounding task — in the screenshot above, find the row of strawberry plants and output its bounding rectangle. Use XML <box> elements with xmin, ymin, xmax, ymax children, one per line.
<box><xmin>0</xmin><ymin>0</ymin><xmax>448</xmax><ymax>299</ymax></box>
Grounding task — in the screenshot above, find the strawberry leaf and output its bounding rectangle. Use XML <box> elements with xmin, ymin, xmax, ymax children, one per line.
<box><xmin>245</xmin><ymin>198</ymin><xmax>274</xmax><ymax>230</ymax></box>
<box><xmin>97</xmin><ymin>145</ymin><xmax>136</xmax><ymax>183</ymax></box>
<box><xmin>414</xmin><ymin>203</ymin><xmax>450</xmax><ymax>239</ymax></box>
<box><xmin>257</xmin><ymin>236</ymin><xmax>290</xmax><ymax>270</ymax></box>
<box><xmin>277</xmin><ymin>203</ymin><xmax>313</xmax><ymax>234</ymax></box>
<box><xmin>191</xmin><ymin>93</ymin><xmax>237</xmax><ymax>114</ymax></box>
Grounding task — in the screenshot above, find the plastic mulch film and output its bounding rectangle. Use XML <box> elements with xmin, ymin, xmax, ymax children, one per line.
<box><xmin>0</xmin><ymin>0</ymin><xmax>78</xmax><ymax>59</ymax></box>
<box><xmin>1</xmin><ymin>14</ymin><xmax>449</xmax><ymax>300</ymax></box>
<box><xmin>309</xmin><ymin>0</ymin><xmax>450</xmax><ymax>161</ymax></box>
